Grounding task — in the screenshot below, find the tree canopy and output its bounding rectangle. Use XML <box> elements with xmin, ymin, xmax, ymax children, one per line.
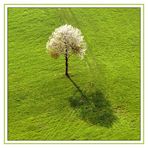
<box><xmin>46</xmin><ymin>24</ymin><xmax>87</xmax><ymax>59</ymax></box>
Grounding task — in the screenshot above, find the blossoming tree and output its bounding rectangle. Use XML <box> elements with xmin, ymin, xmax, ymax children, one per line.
<box><xmin>46</xmin><ymin>24</ymin><xmax>86</xmax><ymax>76</ymax></box>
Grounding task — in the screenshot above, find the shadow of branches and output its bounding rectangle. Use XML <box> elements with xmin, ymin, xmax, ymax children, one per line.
<box><xmin>68</xmin><ymin>76</ymin><xmax>117</xmax><ymax>128</ymax></box>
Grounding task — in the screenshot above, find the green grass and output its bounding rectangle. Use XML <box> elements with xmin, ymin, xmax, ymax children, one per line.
<box><xmin>8</xmin><ymin>7</ymin><xmax>141</xmax><ymax>140</ymax></box>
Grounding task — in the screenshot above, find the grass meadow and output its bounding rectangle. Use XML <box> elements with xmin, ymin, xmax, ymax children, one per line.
<box><xmin>8</xmin><ymin>7</ymin><xmax>141</xmax><ymax>140</ymax></box>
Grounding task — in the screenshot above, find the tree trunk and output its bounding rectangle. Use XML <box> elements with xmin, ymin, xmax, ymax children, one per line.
<box><xmin>65</xmin><ymin>48</ymin><xmax>69</xmax><ymax>76</ymax></box>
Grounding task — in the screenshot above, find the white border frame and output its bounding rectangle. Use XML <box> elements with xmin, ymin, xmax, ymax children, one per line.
<box><xmin>4</xmin><ymin>4</ymin><xmax>144</xmax><ymax>144</ymax></box>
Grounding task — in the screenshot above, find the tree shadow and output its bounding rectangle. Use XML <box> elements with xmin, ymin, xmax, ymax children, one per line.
<box><xmin>67</xmin><ymin>76</ymin><xmax>117</xmax><ymax>128</ymax></box>
<box><xmin>67</xmin><ymin>76</ymin><xmax>87</xmax><ymax>100</ymax></box>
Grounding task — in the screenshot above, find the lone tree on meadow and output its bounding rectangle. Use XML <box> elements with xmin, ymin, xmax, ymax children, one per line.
<box><xmin>46</xmin><ymin>24</ymin><xmax>87</xmax><ymax>76</ymax></box>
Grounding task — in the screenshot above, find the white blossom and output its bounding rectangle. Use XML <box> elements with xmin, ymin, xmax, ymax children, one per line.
<box><xmin>46</xmin><ymin>24</ymin><xmax>87</xmax><ymax>59</ymax></box>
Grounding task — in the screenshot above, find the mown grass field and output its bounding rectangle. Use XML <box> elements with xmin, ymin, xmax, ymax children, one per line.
<box><xmin>8</xmin><ymin>7</ymin><xmax>141</xmax><ymax>140</ymax></box>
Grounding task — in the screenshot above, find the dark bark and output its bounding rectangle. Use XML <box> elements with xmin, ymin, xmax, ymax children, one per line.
<box><xmin>65</xmin><ymin>48</ymin><xmax>69</xmax><ymax>76</ymax></box>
